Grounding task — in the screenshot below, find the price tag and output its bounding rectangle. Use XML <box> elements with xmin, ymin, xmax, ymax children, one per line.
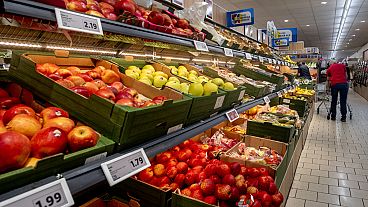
<box><xmin>245</xmin><ymin>53</ymin><xmax>252</xmax><ymax>60</ymax></box>
<box><xmin>277</xmin><ymin>91</ymin><xmax>282</xmax><ymax>97</ymax></box>
<box><xmin>273</xmin><ymin>59</ymin><xmax>277</xmax><ymax>64</ymax></box>
<box><xmin>278</xmin><ymin>61</ymin><xmax>281</xmax><ymax>65</ymax></box>
<box><xmin>167</xmin><ymin>124</ymin><xmax>183</xmax><ymax>134</ymax></box>
<box><xmin>226</xmin><ymin>109</ymin><xmax>239</xmax><ymax>122</ymax></box>
<box><xmin>224</xmin><ymin>48</ymin><xmax>233</xmax><ymax>57</ymax></box>
<box><xmin>214</xmin><ymin>95</ymin><xmax>225</xmax><ymax>109</ymax></box>
<box><xmin>263</xmin><ymin>96</ymin><xmax>270</xmax><ymax>104</ymax></box>
<box><xmin>55</xmin><ymin>8</ymin><xmax>103</xmax><ymax>35</ymax></box>
<box><xmin>238</xmin><ymin>90</ymin><xmax>246</xmax><ymax>100</ymax></box>
<box><xmin>283</xmin><ymin>99</ymin><xmax>291</xmax><ymax>104</ymax></box>
<box><xmin>259</xmin><ymin>57</ymin><xmax>264</xmax><ymax>63</ymax></box>
<box><xmin>194</xmin><ymin>41</ymin><xmax>209</xmax><ymax>52</ymax></box>
<box><xmin>0</xmin><ymin>178</ymin><xmax>74</xmax><ymax>207</ymax></box>
<box><xmin>268</xmin><ymin>58</ymin><xmax>272</xmax><ymax>63</ymax></box>
<box><xmin>283</xmin><ymin>89</ymin><xmax>288</xmax><ymax>93</ymax></box>
<box><xmin>101</xmin><ymin>148</ymin><xmax>150</xmax><ymax>186</ymax></box>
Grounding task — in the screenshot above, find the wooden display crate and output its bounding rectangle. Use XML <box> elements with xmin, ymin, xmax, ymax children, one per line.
<box><xmin>107</xmin><ymin>59</ymin><xmax>230</xmax><ymax>125</ymax></box>
<box><xmin>10</xmin><ymin>52</ymin><xmax>191</xmax><ymax>148</ymax></box>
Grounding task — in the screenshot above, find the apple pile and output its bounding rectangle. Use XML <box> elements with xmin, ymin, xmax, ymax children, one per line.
<box><xmin>136</xmin><ymin>139</ymin><xmax>283</xmax><ymax>207</ymax></box>
<box><xmin>124</xmin><ymin>65</ymin><xmax>221</xmax><ymax>96</ymax></box>
<box><xmin>36</xmin><ymin>63</ymin><xmax>167</xmax><ymax>108</ymax></box>
<box><xmin>64</xmin><ymin>0</ymin><xmax>199</xmax><ymax>38</ymax></box>
<box><xmin>0</xmin><ymin>83</ymin><xmax>100</xmax><ymax>173</ymax></box>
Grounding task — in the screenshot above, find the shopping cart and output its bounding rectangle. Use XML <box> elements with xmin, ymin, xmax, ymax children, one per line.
<box><xmin>316</xmin><ymin>82</ymin><xmax>352</xmax><ymax>120</ymax></box>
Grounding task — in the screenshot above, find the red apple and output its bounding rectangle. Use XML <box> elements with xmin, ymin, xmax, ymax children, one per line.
<box><xmin>153</xmin><ymin>164</ymin><xmax>165</xmax><ymax>177</ymax></box>
<box><xmin>121</xmin><ymin>87</ymin><xmax>138</xmax><ymax>97</ymax></box>
<box><xmin>86</xmin><ymin>10</ymin><xmax>105</xmax><ymax>18</ymax></box>
<box><xmin>138</xmin><ymin>167</ymin><xmax>154</xmax><ymax>182</ymax></box>
<box><xmin>100</xmin><ymin>86</ymin><xmax>118</xmax><ymax>95</ymax></box>
<box><xmin>222</xmin><ymin>174</ymin><xmax>236</xmax><ymax>186</ymax></box>
<box><xmin>92</xmin><ymin>79</ymin><xmax>107</xmax><ymax>89</ymax></box>
<box><xmin>78</xmin><ymin>73</ymin><xmax>94</xmax><ymax>82</ymax></box>
<box><xmin>201</xmin><ymin>178</ymin><xmax>215</xmax><ymax>195</ymax></box>
<box><xmin>258</xmin><ymin>191</ymin><xmax>272</xmax><ymax>206</ymax></box>
<box><xmin>169</xmin><ymin>183</ymin><xmax>179</xmax><ymax>190</ymax></box>
<box><xmin>67</xmin><ymin>126</ymin><xmax>99</xmax><ymax>152</ymax></box>
<box><xmin>191</xmin><ymin>189</ymin><xmax>204</xmax><ymax>201</ymax></box>
<box><xmin>229</xmin><ymin>162</ymin><xmax>241</xmax><ymax>176</ymax></box>
<box><xmin>116</xmin><ymin>98</ymin><xmax>134</xmax><ymax>107</ymax></box>
<box><xmin>36</xmin><ymin>63</ymin><xmax>50</xmax><ymax>75</ymax></box>
<box><xmin>272</xmin><ymin>192</ymin><xmax>284</xmax><ymax>206</ymax></box>
<box><xmin>31</xmin><ymin>127</ymin><xmax>68</xmax><ymax>158</ymax></box>
<box><xmin>95</xmin><ymin>88</ymin><xmax>116</xmax><ymax>101</ymax></box>
<box><xmin>156</xmin><ymin>151</ymin><xmax>172</xmax><ymax>163</ymax></box>
<box><xmin>87</xmin><ymin>2</ymin><xmax>101</xmax><ymax>11</ymax></box>
<box><xmin>0</xmin><ymin>88</ymin><xmax>9</xmax><ymax>98</ymax></box>
<box><xmin>66</xmin><ymin>75</ymin><xmax>86</xmax><ymax>86</ymax></box>
<box><xmin>7</xmin><ymin>114</ymin><xmax>42</xmax><ymax>138</ymax></box>
<box><xmin>115</xmin><ymin>90</ymin><xmax>133</xmax><ymax>100</ymax></box>
<box><xmin>6</xmin><ymin>83</ymin><xmax>22</xmax><ymax>98</ymax></box>
<box><xmin>83</xmin><ymin>82</ymin><xmax>99</xmax><ymax>93</ymax></box>
<box><xmin>229</xmin><ymin>186</ymin><xmax>240</xmax><ymax>201</ymax></box>
<box><xmin>104</xmin><ymin>12</ymin><xmax>117</xmax><ymax>20</ymax></box>
<box><xmin>140</xmin><ymin>100</ymin><xmax>155</xmax><ymax>108</ymax></box>
<box><xmin>70</xmin><ymin>86</ymin><xmax>92</xmax><ymax>98</ymax></box>
<box><xmin>269</xmin><ymin>182</ymin><xmax>278</xmax><ymax>195</ymax></box>
<box><xmin>55</xmin><ymin>69</ymin><xmax>73</xmax><ymax>78</ymax></box>
<box><xmin>181</xmin><ymin>188</ymin><xmax>191</xmax><ymax>197</ymax></box>
<box><xmin>102</xmin><ymin>0</ymin><xmax>116</xmax><ymax>6</ymax></box>
<box><xmin>174</xmin><ymin>173</ymin><xmax>185</xmax><ymax>187</ymax></box>
<box><xmin>185</xmin><ymin>171</ymin><xmax>198</xmax><ymax>186</ymax></box>
<box><xmin>99</xmin><ymin>2</ymin><xmax>114</xmax><ymax>11</ymax></box>
<box><xmin>203</xmin><ymin>196</ymin><xmax>217</xmax><ymax>205</ymax></box>
<box><xmin>162</xmin><ymin>13</ymin><xmax>172</xmax><ymax>26</ymax></box>
<box><xmin>189</xmin><ymin>183</ymin><xmax>200</xmax><ymax>192</ymax></box>
<box><xmin>66</xmin><ymin>1</ymin><xmax>88</xmax><ymax>12</ymax></box>
<box><xmin>66</xmin><ymin>66</ymin><xmax>81</xmax><ymax>75</ymax></box>
<box><xmin>216</xmin><ymin>163</ymin><xmax>231</xmax><ymax>177</ymax></box>
<box><xmin>20</xmin><ymin>89</ymin><xmax>34</xmax><ymax>106</ymax></box>
<box><xmin>115</xmin><ymin>0</ymin><xmax>136</xmax><ymax>14</ymax></box>
<box><xmin>40</xmin><ymin>107</ymin><xmax>69</xmax><ymax>123</ymax></box>
<box><xmin>209</xmin><ymin>175</ymin><xmax>221</xmax><ymax>184</ymax></box>
<box><xmin>48</xmin><ymin>74</ymin><xmax>63</xmax><ymax>81</ymax></box>
<box><xmin>0</xmin><ymin>131</ymin><xmax>31</xmax><ymax>173</ymax></box>
<box><xmin>176</xmin><ymin>162</ymin><xmax>188</xmax><ymax>173</ymax></box>
<box><xmin>86</xmin><ymin>70</ymin><xmax>101</xmax><ymax>79</ymax></box>
<box><xmin>101</xmin><ymin>70</ymin><xmax>120</xmax><ymax>84</ymax></box>
<box><xmin>110</xmin><ymin>82</ymin><xmax>124</xmax><ymax>91</ymax></box>
<box><xmin>3</xmin><ymin>104</ymin><xmax>36</xmax><ymax>125</ymax></box>
<box><xmin>0</xmin><ymin>97</ymin><xmax>20</xmax><ymax>109</ymax></box>
<box><xmin>166</xmin><ymin>166</ymin><xmax>178</xmax><ymax>179</ymax></box>
<box><xmin>177</xmin><ymin>19</ymin><xmax>189</xmax><ymax>29</ymax></box>
<box><xmin>215</xmin><ymin>184</ymin><xmax>232</xmax><ymax>200</ymax></box>
<box><xmin>148</xmin><ymin>11</ymin><xmax>164</xmax><ymax>25</ymax></box>
<box><xmin>56</xmin><ymin>79</ymin><xmax>75</xmax><ymax>89</ymax></box>
<box><xmin>152</xmin><ymin>96</ymin><xmax>167</xmax><ymax>104</ymax></box>
<box><xmin>43</xmin><ymin>117</ymin><xmax>75</xmax><ymax>133</ymax></box>
<box><xmin>92</xmin><ymin>66</ymin><xmax>105</xmax><ymax>74</ymax></box>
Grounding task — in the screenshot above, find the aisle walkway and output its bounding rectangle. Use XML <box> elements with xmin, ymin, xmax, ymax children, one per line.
<box><xmin>286</xmin><ymin>90</ymin><xmax>368</xmax><ymax>207</ymax></box>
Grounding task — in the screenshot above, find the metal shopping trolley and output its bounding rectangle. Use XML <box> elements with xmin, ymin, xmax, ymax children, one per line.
<box><xmin>316</xmin><ymin>82</ymin><xmax>352</xmax><ymax>120</ymax></box>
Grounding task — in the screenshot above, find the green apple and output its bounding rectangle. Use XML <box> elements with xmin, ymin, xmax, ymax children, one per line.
<box><xmin>140</xmin><ymin>73</ymin><xmax>153</xmax><ymax>82</ymax></box>
<box><xmin>141</xmin><ymin>68</ymin><xmax>154</xmax><ymax>75</ymax></box>
<box><xmin>168</xmin><ymin>77</ymin><xmax>180</xmax><ymax>83</ymax></box>
<box><xmin>171</xmin><ymin>68</ymin><xmax>178</xmax><ymax>75</ymax></box>
<box><xmin>203</xmin><ymin>82</ymin><xmax>218</xmax><ymax>96</ymax></box>
<box><xmin>165</xmin><ymin>81</ymin><xmax>181</xmax><ymax>91</ymax></box>
<box><xmin>188</xmin><ymin>75</ymin><xmax>198</xmax><ymax>82</ymax></box>
<box><xmin>153</xmin><ymin>71</ymin><xmax>168</xmax><ymax>79</ymax></box>
<box><xmin>188</xmin><ymin>83</ymin><xmax>204</xmax><ymax>96</ymax></box>
<box><xmin>189</xmin><ymin>70</ymin><xmax>198</xmax><ymax>76</ymax></box>
<box><xmin>178</xmin><ymin>65</ymin><xmax>188</xmax><ymax>73</ymax></box>
<box><xmin>153</xmin><ymin>75</ymin><xmax>167</xmax><ymax>88</ymax></box>
<box><xmin>125</xmin><ymin>70</ymin><xmax>139</xmax><ymax>79</ymax></box>
<box><xmin>197</xmin><ymin>76</ymin><xmax>208</xmax><ymax>83</ymax></box>
<box><xmin>139</xmin><ymin>77</ymin><xmax>152</xmax><ymax>85</ymax></box>
<box><xmin>212</xmin><ymin>78</ymin><xmax>225</xmax><ymax>87</ymax></box>
<box><xmin>178</xmin><ymin>71</ymin><xmax>189</xmax><ymax>78</ymax></box>
<box><xmin>223</xmin><ymin>82</ymin><xmax>235</xmax><ymax>90</ymax></box>
<box><xmin>180</xmin><ymin>83</ymin><xmax>189</xmax><ymax>94</ymax></box>
<box><xmin>169</xmin><ymin>66</ymin><xmax>177</xmax><ymax>70</ymax></box>
<box><xmin>142</xmin><ymin>65</ymin><xmax>155</xmax><ymax>72</ymax></box>
<box><xmin>127</xmin><ymin>66</ymin><xmax>141</xmax><ymax>74</ymax></box>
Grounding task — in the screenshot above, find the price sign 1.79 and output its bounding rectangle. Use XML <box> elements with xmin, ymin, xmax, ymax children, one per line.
<box><xmin>55</xmin><ymin>8</ymin><xmax>103</xmax><ymax>35</ymax></box>
<box><xmin>101</xmin><ymin>148</ymin><xmax>150</xmax><ymax>186</ymax></box>
<box><xmin>0</xmin><ymin>178</ymin><xmax>74</xmax><ymax>207</ymax></box>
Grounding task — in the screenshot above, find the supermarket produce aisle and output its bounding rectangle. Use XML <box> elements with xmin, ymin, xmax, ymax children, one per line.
<box><xmin>286</xmin><ymin>90</ymin><xmax>368</xmax><ymax>207</ymax></box>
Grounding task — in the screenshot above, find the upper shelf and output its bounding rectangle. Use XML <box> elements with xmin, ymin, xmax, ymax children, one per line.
<box><xmin>2</xmin><ymin>0</ymin><xmax>279</xmax><ymax>61</ymax></box>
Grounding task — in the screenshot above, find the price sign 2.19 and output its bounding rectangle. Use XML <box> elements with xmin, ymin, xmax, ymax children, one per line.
<box><xmin>55</xmin><ymin>8</ymin><xmax>103</xmax><ymax>35</ymax></box>
<box><xmin>101</xmin><ymin>148</ymin><xmax>150</xmax><ymax>186</ymax></box>
<box><xmin>0</xmin><ymin>178</ymin><xmax>74</xmax><ymax>207</ymax></box>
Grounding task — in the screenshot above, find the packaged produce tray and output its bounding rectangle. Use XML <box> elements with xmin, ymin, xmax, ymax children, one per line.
<box><xmin>246</xmin><ymin>113</ymin><xmax>297</xmax><ymax>143</ymax></box>
<box><xmin>10</xmin><ymin>52</ymin><xmax>191</xmax><ymax>148</ymax></box>
<box><xmin>234</xmin><ymin>63</ymin><xmax>285</xmax><ymax>87</ymax></box>
<box><xmin>221</xmin><ymin>135</ymin><xmax>290</xmax><ymax>187</ymax></box>
<box><xmin>107</xmin><ymin>58</ymin><xmax>229</xmax><ymax>125</ymax></box>
<box><xmin>202</xmin><ymin>66</ymin><xmax>266</xmax><ymax>98</ymax></box>
<box><xmin>0</xmin><ymin>80</ymin><xmax>115</xmax><ymax>194</ymax></box>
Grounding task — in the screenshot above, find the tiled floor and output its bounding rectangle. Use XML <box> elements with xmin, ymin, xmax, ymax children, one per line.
<box><xmin>286</xmin><ymin>90</ymin><xmax>368</xmax><ymax>207</ymax></box>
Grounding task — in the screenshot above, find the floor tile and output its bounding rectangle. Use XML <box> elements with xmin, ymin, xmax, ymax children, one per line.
<box><xmin>329</xmin><ymin>172</ymin><xmax>348</xmax><ymax>180</ymax></box>
<box><xmin>311</xmin><ymin>169</ymin><xmax>329</xmax><ymax>177</ymax></box>
<box><xmin>286</xmin><ymin>198</ymin><xmax>306</xmax><ymax>207</ymax></box>
<box><xmin>309</xmin><ymin>183</ymin><xmax>329</xmax><ymax>193</ymax></box>
<box><xmin>317</xmin><ymin>192</ymin><xmax>340</xmax><ymax>205</ymax></box>
<box><xmin>338</xmin><ymin>179</ymin><xmax>359</xmax><ymax>189</ymax></box>
<box><xmin>336</xmin><ymin>166</ymin><xmax>355</xmax><ymax>174</ymax></box>
<box><xmin>319</xmin><ymin>177</ymin><xmax>338</xmax><ymax>186</ymax></box>
<box><xmin>340</xmin><ymin>196</ymin><xmax>364</xmax><ymax>207</ymax></box>
<box><xmin>305</xmin><ymin>200</ymin><xmax>328</xmax><ymax>207</ymax></box>
<box><xmin>289</xmin><ymin>188</ymin><xmax>296</xmax><ymax>197</ymax></box>
<box><xmin>300</xmin><ymin>174</ymin><xmax>319</xmax><ymax>184</ymax></box>
<box><xmin>292</xmin><ymin>180</ymin><xmax>309</xmax><ymax>190</ymax></box>
<box><xmin>358</xmin><ymin>181</ymin><xmax>368</xmax><ymax>190</ymax></box>
<box><xmin>296</xmin><ymin>189</ymin><xmax>317</xmax><ymax>201</ymax></box>
<box><xmin>350</xmin><ymin>188</ymin><xmax>368</xmax><ymax>199</ymax></box>
<box><xmin>348</xmin><ymin>174</ymin><xmax>367</xmax><ymax>182</ymax></box>
<box><xmin>328</xmin><ymin>186</ymin><xmax>350</xmax><ymax>196</ymax></box>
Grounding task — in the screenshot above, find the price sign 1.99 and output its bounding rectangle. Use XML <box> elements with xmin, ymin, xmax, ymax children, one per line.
<box><xmin>55</xmin><ymin>8</ymin><xmax>103</xmax><ymax>35</ymax></box>
<box><xmin>0</xmin><ymin>178</ymin><xmax>74</xmax><ymax>207</ymax></box>
<box><xmin>101</xmin><ymin>148</ymin><xmax>150</xmax><ymax>186</ymax></box>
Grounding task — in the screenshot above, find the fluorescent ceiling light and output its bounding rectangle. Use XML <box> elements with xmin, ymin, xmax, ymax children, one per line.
<box><xmin>349</xmin><ymin>39</ymin><xmax>352</xmax><ymax>41</ymax></box>
<box><xmin>306</xmin><ymin>25</ymin><xmax>310</xmax><ymax>27</ymax></box>
<box><xmin>347</xmin><ymin>42</ymin><xmax>350</xmax><ymax>44</ymax></box>
<box><xmin>332</xmin><ymin>0</ymin><xmax>352</xmax><ymax>52</ymax></box>
<box><xmin>352</xmin><ymin>34</ymin><xmax>356</xmax><ymax>36</ymax></box>
<box><xmin>361</xmin><ymin>20</ymin><xmax>366</xmax><ymax>23</ymax></box>
<box><xmin>356</xmin><ymin>28</ymin><xmax>360</xmax><ymax>30</ymax></box>
<box><xmin>0</xmin><ymin>41</ymin><xmax>42</xmax><ymax>48</ymax></box>
<box><xmin>321</xmin><ymin>1</ymin><xmax>327</xmax><ymax>4</ymax></box>
<box><xmin>284</xmin><ymin>20</ymin><xmax>289</xmax><ymax>22</ymax></box>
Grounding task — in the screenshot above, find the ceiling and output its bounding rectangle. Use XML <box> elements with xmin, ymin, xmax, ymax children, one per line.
<box><xmin>220</xmin><ymin>0</ymin><xmax>368</xmax><ymax>59</ymax></box>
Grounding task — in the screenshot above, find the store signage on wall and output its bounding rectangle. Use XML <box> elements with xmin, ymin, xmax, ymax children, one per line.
<box><xmin>277</xmin><ymin>28</ymin><xmax>298</xmax><ymax>42</ymax></box>
<box><xmin>205</xmin><ymin>0</ymin><xmax>213</xmax><ymax>20</ymax></box>
<box><xmin>226</xmin><ymin>8</ymin><xmax>254</xmax><ymax>27</ymax></box>
<box><xmin>272</xmin><ymin>38</ymin><xmax>290</xmax><ymax>47</ymax></box>
<box><xmin>172</xmin><ymin>0</ymin><xmax>184</xmax><ymax>8</ymax></box>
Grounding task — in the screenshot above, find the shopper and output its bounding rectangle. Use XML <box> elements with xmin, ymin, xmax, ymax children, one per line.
<box><xmin>326</xmin><ymin>60</ymin><xmax>349</xmax><ymax>122</ymax></box>
<box><xmin>298</xmin><ymin>62</ymin><xmax>312</xmax><ymax>80</ymax></box>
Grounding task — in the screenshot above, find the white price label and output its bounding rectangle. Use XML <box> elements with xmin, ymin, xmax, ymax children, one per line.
<box><xmin>194</xmin><ymin>41</ymin><xmax>209</xmax><ymax>52</ymax></box>
<box><xmin>245</xmin><ymin>53</ymin><xmax>252</xmax><ymax>60</ymax></box>
<box><xmin>224</xmin><ymin>48</ymin><xmax>233</xmax><ymax>57</ymax></box>
<box><xmin>259</xmin><ymin>57</ymin><xmax>264</xmax><ymax>63</ymax></box>
<box><xmin>283</xmin><ymin>89</ymin><xmax>288</xmax><ymax>93</ymax></box>
<box><xmin>0</xmin><ymin>178</ymin><xmax>74</xmax><ymax>207</ymax></box>
<box><xmin>273</xmin><ymin>59</ymin><xmax>277</xmax><ymax>64</ymax></box>
<box><xmin>263</xmin><ymin>96</ymin><xmax>270</xmax><ymax>104</ymax></box>
<box><xmin>278</xmin><ymin>61</ymin><xmax>281</xmax><ymax>65</ymax></box>
<box><xmin>238</xmin><ymin>90</ymin><xmax>246</xmax><ymax>100</ymax></box>
<box><xmin>101</xmin><ymin>148</ymin><xmax>150</xmax><ymax>186</ymax></box>
<box><xmin>268</xmin><ymin>58</ymin><xmax>272</xmax><ymax>63</ymax></box>
<box><xmin>55</xmin><ymin>8</ymin><xmax>103</xmax><ymax>35</ymax></box>
<box><xmin>167</xmin><ymin>123</ymin><xmax>183</xmax><ymax>134</ymax></box>
<box><xmin>283</xmin><ymin>99</ymin><xmax>291</xmax><ymax>104</ymax></box>
<box><xmin>214</xmin><ymin>95</ymin><xmax>225</xmax><ymax>109</ymax></box>
<box><xmin>226</xmin><ymin>109</ymin><xmax>239</xmax><ymax>122</ymax></box>
<box><xmin>277</xmin><ymin>91</ymin><xmax>282</xmax><ymax>97</ymax></box>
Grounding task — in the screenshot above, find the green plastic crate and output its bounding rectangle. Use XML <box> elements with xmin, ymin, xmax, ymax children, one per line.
<box><xmin>234</xmin><ymin>63</ymin><xmax>285</xmax><ymax>87</ymax></box>
<box><xmin>280</xmin><ymin>97</ymin><xmax>308</xmax><ymax>117</ymax></box>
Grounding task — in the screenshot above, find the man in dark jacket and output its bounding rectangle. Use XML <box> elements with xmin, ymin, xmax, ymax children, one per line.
<box><xmin>298</xmin><ymin>62</ymin><xmax>312</xmax><ymax>80</ymax></box>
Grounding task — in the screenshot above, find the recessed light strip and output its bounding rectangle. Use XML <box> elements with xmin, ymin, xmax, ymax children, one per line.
<box><xmin>332</xmin><ymin>0</ymin><xmax>352</xmax><ymax>58</ymax></box>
